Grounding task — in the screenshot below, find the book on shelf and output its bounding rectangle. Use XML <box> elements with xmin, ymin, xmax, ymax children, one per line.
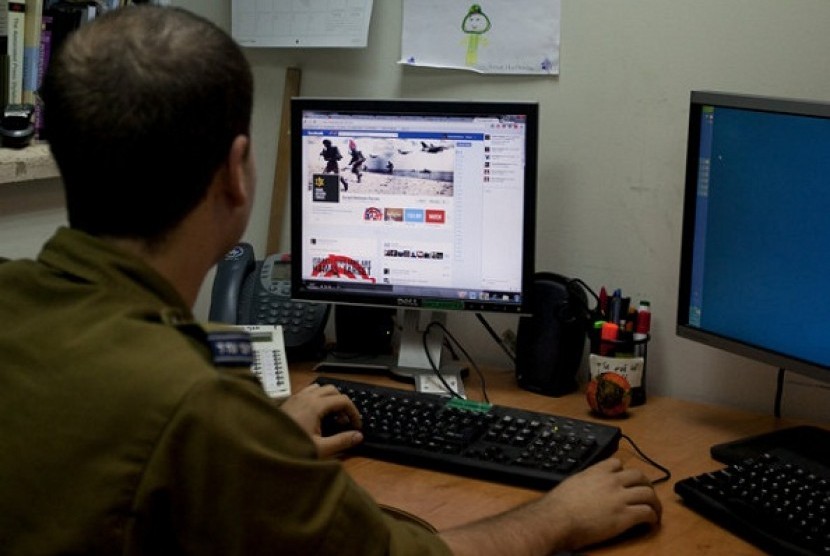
<box><xmin>6</xmin><ymin>0</ymin><xmax>25</xmax><ymax>104</ymax></box>
<box><xmin>37</xmin><ymin>1</ymin><xmax>105</xmax><ymax>138</ymax></box>
<box><xmin>0</xmin><ymin>0</ymin><xmax>8</xmax><ymax>108</ymax></box>
<box><xmin>33</xmin><ymin>12</ymin><xmax>49</xmax><ymax>138</ymax></box>
<box><xmin>43</xmin><ymin>1</ymin><xmax>97</xmax><ymax>62</ymax></box>
<box><xmin>22</xmin><ymin>0</ymin><xmax>42</xmax><ymax>105</ymax></box>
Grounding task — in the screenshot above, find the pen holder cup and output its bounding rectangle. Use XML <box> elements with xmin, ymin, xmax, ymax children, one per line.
<box><xmin>588</xmin><ymin>332</ymin><xmax>650</xmax><ymax>407</ymax></box>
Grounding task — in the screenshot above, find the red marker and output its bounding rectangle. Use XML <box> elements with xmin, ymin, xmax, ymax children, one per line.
<box><xmin>635</xmin><ymin>300</ymin><xmax>651</xmax><ymax>340</ymax></box>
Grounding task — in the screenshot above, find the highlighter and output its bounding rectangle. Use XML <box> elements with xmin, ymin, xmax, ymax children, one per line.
<box><xmin>600</xmin><ymin>322</ymin><xmax>619</xmax><ymax>356</ymax></box>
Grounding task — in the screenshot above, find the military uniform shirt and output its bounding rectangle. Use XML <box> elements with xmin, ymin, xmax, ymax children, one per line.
<box><xmin>0</xmin><ymin>227</ymin><xmax>452</xmax><ymax>556</ymax></box>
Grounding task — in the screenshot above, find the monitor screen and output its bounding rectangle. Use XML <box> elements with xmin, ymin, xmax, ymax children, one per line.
<box><xmin>290</xmin><ymin>98</ymin><xmax>538</xmax><ymax>385</ymax></box>
<box><xmin>677</xmin><ymin>91</ymin><xmax>830</xmax><ymax>382</ymax></box>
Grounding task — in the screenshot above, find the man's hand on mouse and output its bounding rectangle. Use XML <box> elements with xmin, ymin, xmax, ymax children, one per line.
<box><xmin>280</xmin><ymin>383</ymin><xmax>364</xmax><ymax>458</ymax></box>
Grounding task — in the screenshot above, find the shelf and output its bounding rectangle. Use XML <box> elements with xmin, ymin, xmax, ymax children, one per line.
<box><xmin>0</xmin><ymin>143</ymin><xmax>60</xmax><ymax>184</ymax></box>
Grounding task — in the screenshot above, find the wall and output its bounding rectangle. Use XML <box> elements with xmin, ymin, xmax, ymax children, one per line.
<box><xmin>3</xmin><ymin>0</ymin><xmax>829</xmax><ymax>422</ymax></box>
<box><xmin>0</xmin><ymin>178</ymin><xmax>65</xmax><ymax>257</ymax></box>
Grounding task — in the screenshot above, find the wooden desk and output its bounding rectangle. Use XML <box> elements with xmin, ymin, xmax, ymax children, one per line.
<box><xmin>291</xmin><ymin>365</ymin><xmax>811</xmax><ymax>555</ymax></box>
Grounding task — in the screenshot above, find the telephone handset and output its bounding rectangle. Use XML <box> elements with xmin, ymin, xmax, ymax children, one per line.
<box><xmin>209</xmin><ymin>243</ymin><xmax>330</xmax><ymax>359</ymax></box>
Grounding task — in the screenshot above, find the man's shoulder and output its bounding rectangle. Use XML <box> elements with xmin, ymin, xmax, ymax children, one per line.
<box><xmin>73</xmin><ymin>317</ymin><xmax>266</xmax><ymax>421</ymax></box>
<box><xmin>123</xmin><ymin>315</ymin><xmax>254</xmax><ymax>375</ymax></box>
<box><xmin>0</xmin><ymin>256</ymin><xmax>32</xmax><ymax>274</ymax></box>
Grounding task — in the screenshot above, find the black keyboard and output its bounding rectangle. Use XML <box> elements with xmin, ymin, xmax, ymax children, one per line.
<box><xmin>675</xmin><ymin>451</ymin><xmax>830</xmax><ymax>555</ymax></box>
<box><xmin>316</xmin><ymin>377</ymin><xmax>622</xmax><ymax>490</ymax></box>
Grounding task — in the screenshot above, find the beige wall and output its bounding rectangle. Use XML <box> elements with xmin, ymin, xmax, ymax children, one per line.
<box><xmin>4</xmin><ymin>0</ymin><xmax>829</xmax><ymax>422</ymax></box>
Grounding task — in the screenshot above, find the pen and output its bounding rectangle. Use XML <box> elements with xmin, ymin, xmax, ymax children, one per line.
<box><xmin>608</xmin><ymin>290</ymin><xmax>622</xmax><ymax>325</ymax></box>
<box><xmin>625</xmin><ymin>305</ymin><xmax>637</xmax><ymax>332</ymax></box>
<box><xmin>599</xmin><ymin>286</ymin><xmax>608</xmax><ymax>319</ymax></box>
<box><xmin>634</xmin><ymin>300</ymin><xmax>651</xmax><ymax>357</ymax></box>
<box><xmin>619</xmin><ymin>296</ymin><xmax>631</xmax><ymax>326</ymax></box>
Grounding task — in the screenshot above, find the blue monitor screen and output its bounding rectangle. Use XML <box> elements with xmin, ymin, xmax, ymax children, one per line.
<box><xmin>678</xmin><ymin>91</ymin><xmax>830</xmax><ymax>377</ymax></box>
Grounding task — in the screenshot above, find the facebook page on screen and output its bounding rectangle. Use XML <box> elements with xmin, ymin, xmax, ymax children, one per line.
<box><xmin>298</xmin><ymin>109</ymin><xmax>528</xmax><ymax>304</ymax></box>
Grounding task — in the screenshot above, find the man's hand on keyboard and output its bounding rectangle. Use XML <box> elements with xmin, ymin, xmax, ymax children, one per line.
<box><xmin>280</xmin><ymin>383</ymin><xmax>364</xmax><ymax>458</ymax></box>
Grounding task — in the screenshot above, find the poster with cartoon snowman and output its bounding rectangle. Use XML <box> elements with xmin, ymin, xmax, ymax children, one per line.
<box><xmin>400</xmin><ymin>1</ymin><xmax>561</xmax><ymax>75</ymax></box>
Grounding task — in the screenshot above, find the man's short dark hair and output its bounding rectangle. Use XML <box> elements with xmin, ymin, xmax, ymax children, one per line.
<box><xmin>39</xmin><ymin>6</ymin><xmax>254</xmax><ymax>242</ymax></box>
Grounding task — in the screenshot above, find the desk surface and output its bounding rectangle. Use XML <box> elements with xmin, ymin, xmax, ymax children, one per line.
<box><xmin>291</xmin><ymin>364</ymin><xmax>811</xmax><ymax>555</ymax></box>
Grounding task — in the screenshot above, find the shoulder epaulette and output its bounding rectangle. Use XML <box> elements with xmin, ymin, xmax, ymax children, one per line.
<box><xmin>161</xmin><ymin>308</ymin><xmax>254</xmax><ymax>368</ymax></box>
<box><xmin>205</xmin><ymin>329</ymin><xmax>254</xmax><ymax>367</ymax></box>
<box><xmin>200</xmin><ymin>322</ymin><xmax>255</xmax><ymax>368</ymax></box>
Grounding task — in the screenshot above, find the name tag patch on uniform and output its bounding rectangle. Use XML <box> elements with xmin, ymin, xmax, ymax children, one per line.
<box><xmin>207</xmin><ymin>332</ymin><xmax>254</xmax><ymax>367</ymax></box>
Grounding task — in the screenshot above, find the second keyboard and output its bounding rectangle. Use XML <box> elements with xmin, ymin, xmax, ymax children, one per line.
<box><xmin>316</xmin><ymin>376</ymin><xmax>622</xmax><ymax>490</ymax></box>
<box><xmin>675</xmin><ymin>451</ymin><xmax>830</xmax><ymax>555</ymax></box>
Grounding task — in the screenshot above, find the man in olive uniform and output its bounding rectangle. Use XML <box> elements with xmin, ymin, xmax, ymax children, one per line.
<box><xmin>0</xmin><ymin>6</ymin><xmax>661</xmax><ymax>556</ymax></box>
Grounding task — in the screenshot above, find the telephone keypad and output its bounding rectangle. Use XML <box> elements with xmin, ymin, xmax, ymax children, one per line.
<box><xmin>253</xmin><ymin>297</ymin><xmax>327</xmax><ymax>343</ymax></box>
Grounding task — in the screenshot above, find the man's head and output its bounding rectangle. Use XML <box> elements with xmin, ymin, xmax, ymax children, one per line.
<box><xmin>40</xmin><ymin>6</ymin><xmax>254</xmax><ymax>244</ymax></box>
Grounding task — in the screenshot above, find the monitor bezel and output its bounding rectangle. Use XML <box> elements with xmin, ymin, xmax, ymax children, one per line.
<box><xmin>289</xmin><ymin>97</ymin><xmax>539</xmax><ymax>316</ymax></box>
<box><xmin>676</xmin><ymin>90</ymin><xmax>830</xmax><ymax>382</ymax></box>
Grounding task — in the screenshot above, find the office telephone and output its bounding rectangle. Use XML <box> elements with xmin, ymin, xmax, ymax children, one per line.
<box><xmin>209</xmin><ymin>243</ymin><xmax>330</xmax><ymax>359</ymax></box>
<box><xmin>239</xmin><ymin>324</ymin><xmax>291</xmax><ymax>399</ymax></box>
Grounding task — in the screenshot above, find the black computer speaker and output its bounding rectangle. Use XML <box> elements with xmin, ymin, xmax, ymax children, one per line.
<box><xmin>515</xmin><ymin>272</ymin><xmax>592</xmax><ymax>396</ymax></box>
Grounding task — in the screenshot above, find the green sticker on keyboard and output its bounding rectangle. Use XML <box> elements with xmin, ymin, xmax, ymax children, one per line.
<box><xmin>447</xmin><ymin>398</ymin><xmax>493</xmax><ymax>412</ymax></box>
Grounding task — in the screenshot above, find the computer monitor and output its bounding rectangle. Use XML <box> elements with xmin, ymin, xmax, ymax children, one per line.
<box><xmin>677</xmin><ymin>91</ymin><xmax>830</xmax><ymax>386</ymax></box>
<box><xmin>290</xmin><ymin>97</ymin><xmax>538</xmax><ymax>389</ymax></box>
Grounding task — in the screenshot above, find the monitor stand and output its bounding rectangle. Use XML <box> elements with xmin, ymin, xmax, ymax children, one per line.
<box><xmin>314</xmin><ymin>309</ymin><xmax>467</xmax><ymax>396</ymax></box>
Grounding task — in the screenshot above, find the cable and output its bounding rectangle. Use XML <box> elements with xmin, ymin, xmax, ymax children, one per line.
<box><xmin>621</xmin><ymin>433</ymin><xmax>672</xmax><ymax>485</ymax></box>
<box><xmin>475</xmin><ymin>312</ymin><xmax>516</xmax><ymax>364</ymax></box>
<box><xmin>422</xmin><ymin>320</ymin><xmax>490</xmax><ymax>403</ymax></box>
<box><xmin>421</xmin><ymin>322</ymin><xmax>464</xmax><ymax>400</ymax></box>
<box><xmin>569</xmin><ymin>277</ymin><xmax>600</xmax><ymax>305</ymax></box>
<box><xmin>566</xmin><ymin>277</ymin><xmax>604</xmax><ymax>322</ymax></box>
<box><xmin>774</xmin><ymin>367</ymin><xmax>785</xmax><ymax>418</ymax></box>
<box><xmin>442</xmin><ymin>336</ymin><xmax>461</xmax><ymax>361</ymax></box>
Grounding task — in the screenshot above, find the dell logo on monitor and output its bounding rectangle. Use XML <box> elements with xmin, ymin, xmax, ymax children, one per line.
<box><xmin>396</xmin><ymin>298</ymin><xmax>421</xmax><ymax>307</ymax></box>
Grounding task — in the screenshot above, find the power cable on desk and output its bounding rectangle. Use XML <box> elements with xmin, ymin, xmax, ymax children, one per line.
<box><xmin>621</xmin><ymin>433</ymin><xmax>672</xmax><ymax>485</ymax></box>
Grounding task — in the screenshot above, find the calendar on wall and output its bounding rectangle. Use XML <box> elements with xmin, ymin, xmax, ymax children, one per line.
<box><xmin>231</xmin><ymin>0</ymin><xmax>373</xmax><ymax>48</ymax></box>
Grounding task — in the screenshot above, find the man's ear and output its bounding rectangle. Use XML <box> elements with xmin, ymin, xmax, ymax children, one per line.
<box><xmin>224</xmin><ymin>134</ymin><xmax>254</xmax><ymax>208</ymax></box>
